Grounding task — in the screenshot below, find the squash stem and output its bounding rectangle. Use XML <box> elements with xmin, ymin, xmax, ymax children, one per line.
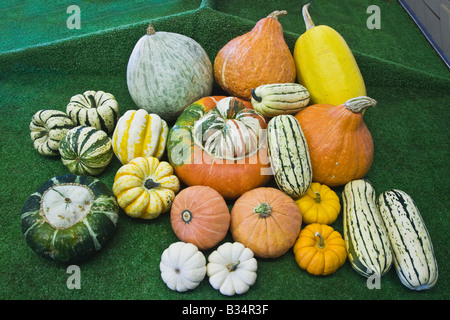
<box><xmin>146</xmin><ymin>23</ymin><xmax>156</xmax><ymax>35</ymax></box>
<box><xmin>267</xmin><ymin>10</ymin><xmax>287</xmax><ymax>20</ymax></box>
<box><xmin>254</xmin><ymin>202</ymin><xmax>272</xmax><ymax>217</ymax></box>
<box><xmin>314</xmin><ymin>191</ymin><xmax>322</xmax><ymax>204</ymax></box>
<box><xmin>144</xmin><ymin>178</ymin><xmax>160</xmax><ymax>189</ymax></box>
<box><xmin>344</xmin><ymin>96</ymin><xmax>377</xmax><ymax>114</ymax></box>
<box><xmin>302</xmin><ymin>3</ymin><xmax>315</xmax><ymax>30</ymax></box>
<box><xmin>226</xmin><ymin>261</ymin><xmax>240</xmax><ymax>272</ymax></box>
<box><xmin>315</xmin><ymin>232</ymin><xmax>326</xmax><ymax>249</ymax></box>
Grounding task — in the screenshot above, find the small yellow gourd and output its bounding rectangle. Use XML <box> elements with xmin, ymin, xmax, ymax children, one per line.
<box><xmin>295</xmin><ymin>182</ymin><xmax>341</xmax><ymax>225</ymax></box>
<box><xmin>113</xmin><ymin>156</ymin><xmax>180</xmax><ymax>219</ymax></box>
<box><xmin>293</xmin><ymin>3</ymin><xmax>366</xmax><ymax>105</ymax></box>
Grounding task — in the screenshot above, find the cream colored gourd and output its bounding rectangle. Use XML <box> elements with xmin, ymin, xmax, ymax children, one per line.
<box><xmin>160</xmin><ymin>242</ymin><xmax>206</xmax><ymax>292</ymax></box>
<box><xmin>112</xmin><ymin>109</ymin><xmax>168</xmax><ymax>165</ymax></box>
<box><xmin>207</xmin><ymin>242</ymin><xmax>258</xmax><ymax>296</ymax></box>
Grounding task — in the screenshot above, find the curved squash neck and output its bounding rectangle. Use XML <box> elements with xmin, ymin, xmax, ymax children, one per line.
<box><xmin>302</xmin><ymin>3</ymin><xmax>315</xmax><ymax>30</ymax></box>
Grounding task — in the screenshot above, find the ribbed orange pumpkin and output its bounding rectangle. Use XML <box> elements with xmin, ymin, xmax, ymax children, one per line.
<box><xmin>170</xmin><ymin>186</ymin><xmax>230</xmax><ymax>251</ymax></box>
<box><xmin>230</xmin><ymin>187</ymin><xmax>302</xmax><ymax>258</ymax></box>
<box><xmin>214</xmin><ymin>10</ymin><xmax>296</xmax><ymax>101</ymax></box>
<box><xmin>294</xmin><ymin>96</ymin><xmax>376</xmax><ymax>187</ymax></box>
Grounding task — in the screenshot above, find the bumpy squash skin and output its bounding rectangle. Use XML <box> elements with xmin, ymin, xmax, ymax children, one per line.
<box><xmin>21</xmin><ymin>174</ymin><xmax>119</xmax><ymax>264</ymax></box>
<box><xmin>214</xmin><ymin>11</ymin><xmax>296</xmax><ymax>101</ymax></box>
<box><xmin>294</xmin><ymin>5</ymin><xmax>366</xmax><ymax>106</ymax></box>
<box><xmin>167</xmin><ymin>96</ymin><xmax>272</xmax><ymax>200</ymax></box>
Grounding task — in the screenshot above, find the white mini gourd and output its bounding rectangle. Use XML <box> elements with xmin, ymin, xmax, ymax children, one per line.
<box><xmin>207</xmin><ymin>242</ymin><xmax>257</xmax><ymax>296</ymax></box>
<box><xmin>160</xmin><ymin>242</ymin><xmax>206</xmax><ymax>292</ymax></box>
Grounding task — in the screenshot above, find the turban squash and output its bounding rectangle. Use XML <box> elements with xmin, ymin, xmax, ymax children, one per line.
<box><xmin>167</xmin><ymin>96</ymin><xmax>271</xmax><ymax>200</ymax></box>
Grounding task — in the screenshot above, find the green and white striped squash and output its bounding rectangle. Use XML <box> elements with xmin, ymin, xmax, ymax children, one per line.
<box><xmin>127</xmin><ymin>24</ymin><xmax>213</xmax><ymax>121</ymax></box>
<box><xmin>66</xmin><ymin>90</ymin><xmax>120</xmax><ymax>134</ymax></box>
<box><xmin>378</xmin><ymin>190</ymin><xmax>438</xmax><ymax>290</ymax></box>
<box><xmin>342</xmin><ymin>180</ymin><xmax>393</xmax><ymax>278</ymax></box>
<box><xmin>20</xmin><ymin>174</ymin><xmax>119</xmax><ymax>264</ymax></box>
<box><xmin>59</xmin><ymin>126</ymin><xmax>113</xmax><ymax>176</ymax></box>
<box><xmin>30</xmin><ymin>109</ymin><xmax>74</xmax><ymax>156</ymax></box>
<box><xmin>251</xmin><ymin>83</ymin><xmax>310</xmax><ymax>117</ymax></box>
<box><xmin>267</xmin><ymin>114</ymin><xmax>312</xmax><ymax>199</ymax></box>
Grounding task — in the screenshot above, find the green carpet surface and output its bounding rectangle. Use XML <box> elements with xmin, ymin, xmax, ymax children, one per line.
<box><xmin>1</xmin><ymin>0</ymin><xmax>449</xmax><ymax>301</ymax></box>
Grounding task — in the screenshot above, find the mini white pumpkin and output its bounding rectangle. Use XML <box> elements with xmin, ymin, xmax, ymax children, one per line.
<box><xmin>160</xmin><ymin>242</ymin><xmax>206</xmax><ymax>292</ymax></box>
<box><xmin>207</xmin><ymin>242</ymin><xmax>258</xmax><ymax>296</ymax></box>
<box><xmin>127</xmin><ymin>24</ymin><xmax>213</xmax><ymax>121</ymax></box>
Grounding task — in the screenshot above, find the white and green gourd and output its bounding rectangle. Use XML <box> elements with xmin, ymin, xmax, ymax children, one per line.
<box><xmin>378</xmin><ymin>189</ymin><xmax>438</xmax><ymax>291</ymax></box>
<box><xmin>127</xmin><ymin>23</ymin><xmax>214</xmax><ymax>121</ymax></box>
<box><xmin>59</xmin><ymin>126</ymin><xmax>113</xmax><ymax>176</ymax></box>
<box><xmin>66</xmin><ymin>90</ymin><xmax>120</xmax><ymax>134</ymax></box>
<box><xmin>342</xmin><ymin>179</ymin><xmax>393</xmax><ymax>278</ymax></box>
<box><xmin>251</xmin><ymin>83</ymin><xmax>310</xmax><ymax>117</ymax></box>
<box><xmin>30</xmin><ymin>109</ymin><xmax>74</xmax><ymax>156</ymax></box>
<box><xmin>20</xmin><ymin>174</ymin><xmax>119</xmax><ymax>264</ymax></box>
<box><xmin>267</xmin><ymin>114</ymin><xmax>312</xmax><ymax>199</ymax></box>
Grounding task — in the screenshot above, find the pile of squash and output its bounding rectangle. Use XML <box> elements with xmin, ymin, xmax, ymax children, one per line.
<box><xmin>22</xmin><ymin>4</ymin><xmax>438</xmax><ymax>295</ymax></box>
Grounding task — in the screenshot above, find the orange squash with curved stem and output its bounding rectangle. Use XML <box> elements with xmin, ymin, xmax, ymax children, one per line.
<box><xmin>294</xmin><ymin>96</ymin><xmax>376</xmax><ymax>187</ymax></box>
<box><xmin>214</xmin><ymin>10</ymin><xmax>296</xmax><ymax>101</ymax></box>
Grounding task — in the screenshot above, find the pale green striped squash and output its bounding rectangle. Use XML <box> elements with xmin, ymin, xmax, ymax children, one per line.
<box><xmin>378</xmin><ymin>190</ymin><xmax>438</xmax><ymax>290</ymax></box>
<box><xmin>127</xmin><ymin>24</ymin><xmax>213</xmax><ymax>121</ymax></box>
<box><xmin>66</xmin><ymin>90</ymin><xmax>120</xmax><ymax>134</ymax></box>
<box><xmin>251</xmin><ymin>83</ymin><xmax>310</xmax><ymax>117</ymax></box>
<box><xmin>343</xmin><ymin>179</ymin><xmax>393</xmax><ymax>277</ymax></box>
<box><xmin>59</xmin><ymin>126</ymin><xmax>113</xmax><ymax>176</ymax></box>
<box><xmin>267</xmin><ymin>114</ymin><xmax>312</xmax><ymax>199</ymax></box>
<box><xmin>29</xmin><ymin>109</ymin><xmax>74</xmax><ymax>156</ymax></box>
<box><xmin>20</xmin><ymin>174</ymin><xmax>119</xmax><ymax>264</ymax></box>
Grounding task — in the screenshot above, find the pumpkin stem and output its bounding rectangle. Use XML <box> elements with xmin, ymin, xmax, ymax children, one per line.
<box><xmin>254</xmin><ymin>202</ymin><xmax>271</xmax><ymax>217</ymax></box>
<box><xmin>302</xmin><ymin>3</ymin><xmax>315</xmax><ymax>30</ymax></box>
<box><xmin>315</xmin><ymin>231</ymin><xmax>326</xmax><ymax>249</ymax></box>
<box><xmin>226</xmin><ymin>260</ymin><xmax>240</xmax><ymax>272</ymax></box>
<box><xmin>251</xmin><ymin>89</ymin><xmax>262</xmax><ymax>103</ymax></box>
<box><xmin>314</xmin><ymin>191</ymin><xmax>322</xmax><ymax>204</ymax></box>
<box><xmin>267</xmin><ymin>10</ymin><xmax>287</xmax><ymax>20</ymax></box>
<box><xmin>146</xmin><ymin>23</ymin><xmax>156</xmax><ymax>35</ymax></box>
<box><xmin>344</xmin><ymin>96</ymin><xmax>377</xmax><ymax>114</ymax></box>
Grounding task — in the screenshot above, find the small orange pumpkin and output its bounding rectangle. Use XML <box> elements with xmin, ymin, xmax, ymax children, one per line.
<box><xmin>295</xmin><ymin>96</ymin><xmax>376</xmax><ymax>187</ymax></box>
<box><xmin>293</xmin><ymin>223</ymin><xmax>347</xmax><ymax>276</ymax></box>
<box><xmin>214</xmin><ymin>10</ymin><xmax>296</xmax><ymax>101</ymax></box>
<box><xmin>230</xmin><ymin>187</ymin><xmax>302</xmax><ymax>258</ymax></box>
<box><xmin>170</xmin><ymin>186</ymin><xmax>230</xmax><ymax>251</ymax></box>
<box><xmin>295</xmin><ymin>182</ymin><xmax>341</xmax><ymax>225</ymax></box>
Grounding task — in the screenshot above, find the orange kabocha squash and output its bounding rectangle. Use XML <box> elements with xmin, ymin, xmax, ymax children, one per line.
<box><xmin>170</xmin><ymin>186</ymin><xmax>230</xmax><ymax>251</ymax></box>
<box><xmin>214</xmin><ymin>10</ymin><xmax>296</xmax><ymax>101</ymax></box>
<box><xmin>293</xmin><ymin>223</ymin><xmax>347</xmax><ymax>276</ymax></box>
<box><xmin>231</xmin><ymin>187</ymin><xmax>302</xmax><ymax>259</ymax></box>
<box><xmin>295</xmin><ymin>96</ymin><xmax>376</xmax><ymax>187</ymax></box>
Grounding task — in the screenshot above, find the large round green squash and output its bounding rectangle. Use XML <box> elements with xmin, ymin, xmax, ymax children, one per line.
<box><xmin>126</xmin><ymin>24</ymin><xmax>213</xmax><ymax>121</ymax></box>
<box><xmin>21</xmin><ymin>174</ymin><xmax>120</xmax><ymax>264</ymax></box>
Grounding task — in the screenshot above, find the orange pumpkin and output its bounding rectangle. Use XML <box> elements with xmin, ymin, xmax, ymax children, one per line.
<box><xmin>214</xmin><ymin>10</ymin><xmax>296</xmax><ymax>101</ymax></box>
<box><xmin>167</xmin><ymin>96</ymin><xmax>272</xmax><ymax>200</ymax></box>
<box><xmin>230</xmin><ymin>187</ymin><xmax>302</xmax><ymax>258</ymax></box>
<box><xmin>293</xmin><ymin>223</ymin><xmax>347</xmax><ymax>276</ymax></box>
<box><xmin>170</xmin><ymin>186</ymin><xmax>230</xmax><ymax>251</ymax></box>
<box><xmin>294</xmin><ymin>96</ymin><xmax>376</xmax><ymax>187</ymax></box>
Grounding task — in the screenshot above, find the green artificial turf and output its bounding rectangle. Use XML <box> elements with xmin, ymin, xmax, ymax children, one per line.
<box><xmin>1</xmin><ymin>0</ymin><xmax>449</xmax><ymax>302</ymax></box>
